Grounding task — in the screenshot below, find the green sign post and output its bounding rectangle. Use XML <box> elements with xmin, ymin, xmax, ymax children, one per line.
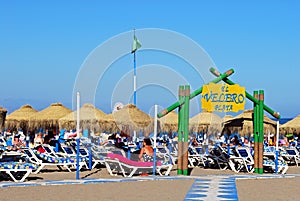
<box><xmin>158</xmin><ymin>68</ymin><xmax>280</xmax><ymax>175</ymax></box>
<box><xmin>158</xmin><ymin>69</ymin><xmax>234</xmax><ymax>175</ymax></box>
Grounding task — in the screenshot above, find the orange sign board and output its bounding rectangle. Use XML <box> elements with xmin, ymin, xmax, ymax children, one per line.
<box><xmin>201</xmin><ymin>83</ymin><xmax>246</xmax><ymax>112</ymax></box>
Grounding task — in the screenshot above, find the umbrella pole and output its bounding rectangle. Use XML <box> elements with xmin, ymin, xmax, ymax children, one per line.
<box><xmin>55</xmin><ymin>121</ymin><xmax>59</xmax><ymax>152</ymax></box>
<box><xmin>275</xmin><ymin>120</ymin><xmax>279</xmax><ymax>174</ymax></box>
<box><xmin>153</xmin><ymin>104</ymin><xmax>158</xmax><ymax>176</ymax></box>
<box><xmin>76</xmin><ymin>92</ymin><xmax>80</xmax><ymax>180</ymax></box>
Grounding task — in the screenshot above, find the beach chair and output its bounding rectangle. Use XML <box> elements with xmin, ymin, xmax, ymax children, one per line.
<box><xmin>40</xmin><ymin>144</ymin><xmax>87</xmax><ymax>164</ymax></box>
<box><xmin>263</xmin><ymin>152</ymin><xmax>289</xmax><ymax>174</ymax></box>
<box><xmin>156</xmin><ymin>145</ymin><xmax>176</xmax><ymax>165</ymax></box>
<box><xmin>228</xmin><ymin>146</ymin><xmax>254</xmax><ymax>173</ymax></box>
<box><xmin>22</xmin><ymin>148</ymin><xmax>85</xmax><ymax>174</ymax></box>
<box><xmin>168</xmin><ymin>141</ymin><xmax>178</xmax><ymax>164</ymax></box>
<box><xmin>104</xmin><ymin>153</ymin><xmax>173</xmax><ymax>177</ymax></box>
<box><xmin>67</xmin><ymin>140</ymin><xmax>97</xmax><ymax>160</ymax></box>
<box><xmin>0</xmin><ymin>161</ymin><xmax>37</xmax><ymax>182</ymax></box>
<box><xmin>90</xmin><ymin>145</ymin><xmax>114</xmax><ymax>168</ymax></box>
<box><xmin>281</xmin><ymin>147</ymin><xmax>300</xmax><ymax>166</ymax></box>
<box><xmin>206</xmin><ymin>145</ymin><xmax>230</xmax><ymax>170</ymax></box>
<box><xmin>60</xmin><ymin>143</ymin><xmax>93</xmax><ymax>169</ymax></box>
<box><xmin>188</xmin><ymin>146</ymin><xmax>206</xmax><ymax>167</ymax></box>
<box><xmin>0</xmin><ymin>136</ymin><xmax>7</xmax><ymax>146</ymax></box>
<box><xmin>59</xmin><ymin>143</ymin><xmax>78</xmax><ymax>156</ymax></box>
<box><xmin>93</xmin><ymin>143</ymin><xmax>130</xmax><ymax>167</ymax></box>
<box><xmin>41</xmin><ymin>144</ymin><xmax>65</xmax><ymax>157</ymax></box>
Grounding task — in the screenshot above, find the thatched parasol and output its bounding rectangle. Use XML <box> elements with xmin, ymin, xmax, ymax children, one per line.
<box><xmin>280</xmin><ymin>115</ymin><xmax>300</xmax><ymax>135</ymax></box>
<box><xmin>29</xmin><ymin>103</ymin><xmax>72</xmax><ymax>131</ymax></box>
<box><xmin>5</xmin><ymin>104</ymin><xmax>37</xmax><ymax>132</ymax></box>
<box><xmin>101</xmin><ymin>113</ymin><xmax>118</xmax><ymax>133</ymax></box>
<box><xmin>223</xmin><ymin>109</ymin><xmax>276</xmax><ymax>136</ymax></box>
<box><xmin>189</xmin><ymin>110</ymin><xmax>222</xmax><ymax>134</ymax></box>
<box><xmin>222</xmin><ymin>115</ymin><xmax>233</xmax><ymax>124</ymax></box>
<box><xmin>59</xmin><ymin>103</ymin><xmax>106</xmax><ymax>132</ymax></box>
<box><xmin>106</xmin><ymin>104</ymin><xmax>153</xmax><ymax>134</ymax></box>
<box><xmin>0</xmin><ymin>106</ymin><xmax>7</xmax><ymax>132</ymax></box>
<box><xmin>159</xmin><ymin>110</ymin><xmax>178</xmax><ymax>132</ymax></box>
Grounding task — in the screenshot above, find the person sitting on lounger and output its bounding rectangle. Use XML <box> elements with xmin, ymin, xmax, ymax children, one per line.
<box><xmin>138</xmin><ymin>138</ymin><xmax>154</xmax><ymax>162</ymax></box>
<box><xmin>12</xmin><ymin>133</ymin><xmax>25</xmax><ymax>149</ymax></box>
<box><xmin>34</xmin><ymin>132</ymin><xmax>44</xmax><ymax>147</ymax></box>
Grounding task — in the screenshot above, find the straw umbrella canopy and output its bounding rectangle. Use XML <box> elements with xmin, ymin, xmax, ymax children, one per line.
<box><xmin>59</xmin><ymin>103</ymin><xmax>106</xmax><ymax>132</ymax></box>
<box><xmin>222</xmin><ymin>115</ymin><xmax>233</xmax><ymax>124</ymax></box>
<box><xmin>101</xmin><ymin>113</ymin><xmax>118</xmax><ymax>133</ymax></box>
<box><xmin>159</xmin><ymin>110</ymin><xmax>178</xmax><ymax>132</ymax></box>
<box><xmin>5</xmin><ymin>104</ymin><xmax>37</xmax><ymax>132</ymax></box>
<box><xmin>280</xmin><ymin>115</ymin><xmax>300</xmax><ymax>135</ymax></box>
<box><xmin>29</xmin><ymin>103</ymin><xmax>72</xmax><ymax>131</ymax></box>
<box><xmin>190</xmin><ymin>110</ymin><xmax>222</xmax><ymax>134</ymax></box>
<box><xmin>106</xmin><ymin>104</ymin><xmax>153</xmax><ymax>135</ymax></box>
<box><xmin>0</xmin><ymin>106</ymin><xmax>7</xmax><ymax>132</ymax></box>
<box><xmin>222</xmin><ymin>109</ymin><xmax>276</xmax><ymax>137</ymax></box>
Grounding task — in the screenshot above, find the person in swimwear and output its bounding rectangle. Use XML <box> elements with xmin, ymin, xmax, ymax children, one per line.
<box><xmin>138</xmin><ymin>138</ymin><xmax>154</xmax><ymax>162</ymax></box>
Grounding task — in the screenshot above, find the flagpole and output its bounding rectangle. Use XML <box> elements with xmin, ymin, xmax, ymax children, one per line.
<box><xmin>133</xmin><ymin>50</ymin><xmax>137</xmax><ymax>106</ymax></box>
<box><xmin>131</xmin><ymin>29</ymin><xmax>141</xmax><ymax>106</ymax></box>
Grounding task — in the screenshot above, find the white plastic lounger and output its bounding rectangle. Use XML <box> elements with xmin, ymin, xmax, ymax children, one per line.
<box><xmin>282</xmin><ymin>148</ymin><xmax>300</xmax><ymax>166</ymax></box>
<box><xmin>0</xmin><ymin>162</ymin><xmax>37</xmax><ymax>182</ymax></box>
<box><xmin>263</xmin><ymin>152</ymin><xmax>288</xmax><ymax>174</ymax></box>
<box><xmin>228</xmin><ymin>147</ymin><xmax>254</xmax><ymax>173</ymax></box>
<box><xmin>105</xmin><ymin>153</ymin><xmax>173</xmax><ymax>177</ymax></box>
<box><xmin>23</xmin><ymin>148</ymin><xmax>85</xmax><ymax>174</ymax></box>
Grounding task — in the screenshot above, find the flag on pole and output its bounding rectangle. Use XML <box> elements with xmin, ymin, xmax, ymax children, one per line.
<box><xmin>131</xmin><ymin>35</ymin><xmax>142</xmax><ymax>53</ymax></box>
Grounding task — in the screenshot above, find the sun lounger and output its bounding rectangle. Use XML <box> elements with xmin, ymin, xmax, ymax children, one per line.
<box><xmin>0</xmin><ymin>136</ymin><xmax>7</xmax><ymax>146</ymax></box>
<box><xmin>263</xmin><ymin>152</ymin><xmax>288</xmax><ymax>174</ymax></box>
<box><xmin>65</xmin><ymin>140</ymin><xmax>104</xmax><ymax>169</ymax></box>
<box><xmin>59</xmin><ymin>144</ymin><xmax>91</xmax><ymax>169</ymax></box>
<box><xmin>281</xmin><ymin>147</ymin><xmax>300</xmax><ymax>166</ymax></box>
<box><xmin>90</xmin><ymin>145</ymin><xmax>114</xmax><ymax>168</ymax></box>
<box><xmin>156</xmin><ymin>145</ymin><xmax>176</xmax><ymax>165</ymax></box>
<box><xmin>228</xmin><ymin>146</ymin><xmax>254</xmax><ymax>173</ymax></box>
<box><xmin>104</xmin><ymin>153</ymin><xmax>173</xmax><ymax>177</ymax></box>
<box><xmin>188</xmin><ymin>146</ymin><xmax>207</xmax><ymax>167</ymax></box>
<box><xmin>90</xmin><ymin>144</ymin><xmax>129</xmax><ymax>169</ymax></box>
<box><xmin>23</xmin><ymin>148</ymin><xmax>85</xmax><ymax>174</ymax></box>
<box><xmin>0</xmin><ymin>161</ymin><xmax>37</xmax><ymax>182</ymax></box>
<box><xmin>206</xmin><ymin>145</ymin><xmax>230</xmax><ymax>170</ymax></box>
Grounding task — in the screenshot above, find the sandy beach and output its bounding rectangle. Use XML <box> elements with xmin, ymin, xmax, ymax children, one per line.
<box><xmin>0</xmin><ymin>180</ymin><xmax>194</xmax><ymax>201</ymax></box>
<box><xmin>237</xmin><ymin>177</ymin><xmax>300</xmax><ymax>201</ymax></box>
<box><xmin>1</xmin><ymin>165</ymin><xmax>300</xmax><ymax>201</ymax></box>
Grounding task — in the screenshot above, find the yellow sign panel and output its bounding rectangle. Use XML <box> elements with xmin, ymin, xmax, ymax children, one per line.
<box><xmin>201</xmin><ymin>83</ymin><xmax>246</xmax><ymax>112</ymax></box>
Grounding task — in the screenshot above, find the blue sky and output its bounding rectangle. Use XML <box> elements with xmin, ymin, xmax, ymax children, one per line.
<box><xmin>0</xmin><ymin>1</ymin><xmax>299</xmax><ymax>118</ymax></box>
